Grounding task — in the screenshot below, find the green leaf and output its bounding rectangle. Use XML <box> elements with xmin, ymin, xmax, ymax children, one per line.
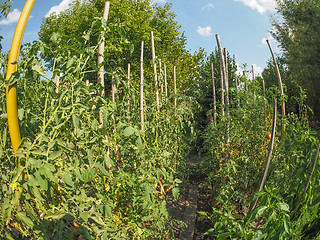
<box><xmin>255</xmin><ymin>206</ymin><xmax>268</xmax><ymax>218</ymax></box>
<box><xmin>6</xmin><ymin>71</ymin><xmax>19</xmax><ymax>87</ymax></box>
<box><xmin>27</xmin><ymin>175</ymin><xmax>39</xmax><ymax>188</ymax></box>
<box><xmin>172</xmin><ymin>187</ymin><xmax>179</xmax><ymax>199</ymax></box>
<box><xmin>48</xmin><ymin>150</ymin><xmax>63</xmax><ymax>161</ymax></box>
<box><xmin>72</xmin><ymin>114</ymin><xmax>80</xmax><ymax>131</ymax></box>
<box><xmin>31</xmin><ymin>187</ymin><xmax>45</xmax><ymax>202</ymax></box>
<box><xmin>277</xmin><ymin>202</ymin><xmax>289</xmax><ymax>212</ymax></box>
<box><xmin>50</xmin><ymin>32</ymin><xmax>60</xmax><ymax>44</ymax></box>
<box><xmin>17</xmin><ymin>108</ymin><xmax>24</xmax><ymax>121</ymax></box>
<box><xmin>35</xmin><ymin>171</ymin><xmax>48</xmax><ymax>191</ymax></box>
<box><xmin>90</xmin><ymin>216</ymin><xmax>106</xmax><ymax>226</ymax></box>
<box><xmin>17</xmin><ymin>212</ymin><xmax>34</xmax><ymax>228</ymax></box>
<box><xmin>62</xmin><ymin>171</ymin><xmax>74</xmax><ymax>187</ymax></box>
<box><xmin>123</xmin><ymin>126</ymin><xmax>135</xmax><ymax>137</ymax></box>
<box><xmin>32</xmin><ymin>64</ymin><xmax>47</xmax><ymax>77</ymax></box>
<box><xmin>96</xmin><ymin>162</ymin><xmax>110</xmax><ymax>176</ymax></box>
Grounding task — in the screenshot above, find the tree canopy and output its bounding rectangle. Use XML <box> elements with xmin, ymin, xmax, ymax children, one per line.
<box><xmin>272</xmin><ymin>0</ymin><xmax>320</xmax><ymax>118</ymax></box>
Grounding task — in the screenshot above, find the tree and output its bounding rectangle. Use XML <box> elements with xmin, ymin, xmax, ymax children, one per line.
<box><xmin>38</xmin><ymin>0</ymin><xmax>191</xmax><ymax>102</ymax></box>
<box><xmin>272</xmin><ymin>0</ymin><xmax>320</xmax><ymax>119</ymax></box>
<box><xmin>262</xmin><ymin>56</ymin><xmax>300</xmax><ymax>115</ymax></box>
<box><xmin>0</xmin><ymin>0</ymin><xmax>12</xmax><ymax>52</ymax></box>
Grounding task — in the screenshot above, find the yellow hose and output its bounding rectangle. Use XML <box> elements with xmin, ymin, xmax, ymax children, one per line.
<box><xmin>5</xmin><ymin>0</ymin><xmax>35</xmax><ymax>153</ymax></box>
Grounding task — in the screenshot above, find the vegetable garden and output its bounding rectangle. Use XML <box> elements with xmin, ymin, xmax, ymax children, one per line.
<box><xmin>1</xmin><ymin>0</ymin><xmax>320</xmax><ymax>239</ymax></box>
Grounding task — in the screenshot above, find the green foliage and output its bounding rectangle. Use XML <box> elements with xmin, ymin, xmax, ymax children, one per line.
<box><xmin>0</xmin><ymin>0</ymin><xmax>12</xmax><ymax>51</ymax></box>
<box><xmin>0</xmin><ymin>24</ymin><xmax>196</xmax><ymax>238</ymax></box>
<box><xmin>197</xmin><ymin>68</ymin><xmax>320</xmax><ymax>238</ymax></box>
<box><xmin>272</xmin><ymin>0</ymin><xmax>320</xmax><ymax>119</ymax></box>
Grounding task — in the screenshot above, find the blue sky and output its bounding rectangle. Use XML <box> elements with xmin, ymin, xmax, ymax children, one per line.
<box><xmin>0</xmin><ymin>0</ymin><xmax>280</xmax><ymax>76</ymax></box>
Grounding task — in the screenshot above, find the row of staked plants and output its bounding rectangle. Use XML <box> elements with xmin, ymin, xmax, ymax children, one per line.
<box><xmin>0</xmin><ymin>16</ymin><xmax>197</xmax><ymax>239</ymax></box>
<box><xmin>197</xmin><ymin>54</ymin><xmax>320</xmax><ymax>239</ymax></box>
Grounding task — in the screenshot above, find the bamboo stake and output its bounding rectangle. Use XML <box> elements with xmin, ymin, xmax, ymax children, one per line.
<box><xmin>223</xmin><ymin>48</ymin><xmax>230</xmax><ymax>146</ymax></box>
<box><xmin>127</xmin><ymin>63</ymin><xmax>131</xmax><ymax>123</ymax></box>
<box><xmin>216</xmin><ymin>35</ymin><xmax>230</xmax><ymax>186</ymax></box>
<box><xmin>97</xmin><ymin>1</ymin><xmax>110</xmax><ymax>98</ymax></box>
<box><xmin>173</xmin><ymin>65</ymin><xmax>177</xmax><ymax>110</ymax></box>
<box><xmin>55</xmin><ymin>74</ymin><xmax>60</xmax><ymax>94</ymax></box>
<box><xmin>262</xmin><ymin>77</ymin><xmax>267</xmax><ymax>120</ymax></box>
<box><xmin>164</xmin><ymin>64</ymin><xmax>168</xmax><ymax>99</ymax></box>
<box><xmin>266</xmin><ymin>40</ymin><xmax>285</xmax><ymax>133</ymax></box>
<box><xmin>140</xmin><ymin>41</ymin><xmax>144</xmax><ymax>131</ymax></box>
<box><xmin>250</xmin><ymin>98</ymin><xmax>277</xmax><ymax>212</ymax></box>
<box><xmin>243</xmin><ymin>71</ymin><xmax>248</xmax><ymax>92</ymax></box>
<box><xmin>220</xmin><ymin>58</ymin><xmax>225</xmax><ymax>117</ymax></box>
<box><xmin>111</xmin><ymin>75</ymin><xmax>115</xmax><ymax>103</ymax></box>
<box><xmin>291</xmin><ymin>140</ymin><xmax>320</xmax><ymax>219</ymax></box>
<box><xmin>159</xmin><ymin>61</ymin><xmax>164</xmax><ymax>104</ymax></box>
<box><xmin>97</xmin><ymin>2</ymin><xmax>110</xmax><ymax>128</ymax></box>
<box><xmin>235</xmin><ymin>76</ymin><xmax>240</xmax><ymax>108</ymax></box>
<box><xmin>211</xmin><ymin>62</ymin><xmax>217</xmax><ymax>126</ymax></box>
<box><xmin>252</xmin><ymin>65</ymin><xmax>256</xmax><ymax>104</ymax></box>
<box><xmin>151</xmin><ymin>31</ymin><xmax>159</xmax><ymax>110</ymax></box>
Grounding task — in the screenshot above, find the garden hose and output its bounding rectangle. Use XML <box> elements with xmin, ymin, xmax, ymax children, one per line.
<box><xmin>5</xmin><ymin>0</ymin><xmax>36</xmax><ymax>153</ymax></box>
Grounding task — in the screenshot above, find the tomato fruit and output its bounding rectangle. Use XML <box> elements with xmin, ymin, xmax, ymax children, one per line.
<box><xmin>266</xmin><ymin>133</ymin><xmax>271</xmax><ymax>139</ymax></box>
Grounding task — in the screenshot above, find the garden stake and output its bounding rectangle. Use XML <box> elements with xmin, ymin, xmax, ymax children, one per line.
<box><xmin>164</xmin><ymin>64</ymin><xmax>168</xmax><ymax>99</ymax></box>
<box><xmin>127</xmin><ymin>63</ymin><xmax>131</xmax><ymax>123</ymax></box>
<box><xmin>151</xmin><ymin>31</ymin><xmax>159</xmax><ymax>110</ymax></box>
<box><xmin>252</xmin><ymin>65</ymin><xmax>256</xmax><ymax>104</ymax></box>
<box><xmin>266</xmin><ymin>39</ymin><xmax>285</xmax><ymax>137</ymax></box>
<box><xmin>97</xmin><ymin>1</ymin><xmax>110</xmax><ymax>98</ymax></box>
<box><xmin>211</xmin><ymin>62</ymin><xmax>217</xmax><ymax>126</ymax></box>
<box><xmin>173</xmin><ymin>65</ymin><xmax>177</xmax><ymax>110</ymax></box>
<box><xmin>140</xmin><ymin>41</ymin><xmax>144</xmax><ymax>131</ymax></box>
<box><xmin>250</xmin><ymin>98</ymin><xmax>277</xmax><ymax>212</ymax></box>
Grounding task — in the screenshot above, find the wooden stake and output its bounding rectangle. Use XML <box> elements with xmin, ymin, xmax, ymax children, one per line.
<box><xmin>111</xmin><ymin>75</ymin><xmax>115</xmax><ymax>103</ymax></box>
<box><xmin>55</xmin><ymin>74</ymin><xmax>60</xmax><ymax>94</ymax></box>
<box><xmin>97</xmin><ymin>1</ymin><xmax>110</xmax><ymax>98</ymax></box>
<box><xmin>127</xmin><ymin>63</ymin><xmax>131</xmax><ymax>123</ymax></box>
<box><xmin>235</xmin><ymin>76</ymin><xmax>240</xmax><ymax>108</ymax></box>
<box><xmin>266</xmin><ymin>40</ymin><xmax>285</xmax><ymax>134</ymax></box>
<box><xmin>211</xmin><ymin>62</ymin><xmax>217</xmax><ymax>126</ymax></box>
<box><xmin>252</xmin><ymin>65</ymin><xmax>256</xmax><ymax>104</ymax></box>
<box><xmin>140</xmin><ymin>41</ymin><xmax>144</xmax><ymax>131</ymax></box>
<box><xmin>151</xmin><ymin>31</ymin><xmax>159</xmax><ymax>110</ymax></box>
<box><xmin>173</xmin><ymin>65</ymin><xmax>177</xmax><ymax>110</ymax></box>
<box><xmin>250</xmin><ymin>98</ymin><xmax>277</xmax><ymax>212</ymax></box>
<box><xmin>262</xmin><ymin>77</ymin><xmax>267</xmax><ymax>120</ymax></box>
<box><xmin>164</xmin><ymin>64</ymin><xmax>168</xmax><ymax>99</ymax></box>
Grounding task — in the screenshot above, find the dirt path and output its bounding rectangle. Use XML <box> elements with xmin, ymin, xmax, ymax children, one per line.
<box><xmin>167</xmin><ymin>155</ymin><xmax>213</xmax><ymax>239</ymax></box>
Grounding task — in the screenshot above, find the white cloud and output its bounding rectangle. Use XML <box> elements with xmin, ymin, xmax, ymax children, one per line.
<box><xmin>202</xmin><ymin>3</ymin><xmax>215</xmax><ymax>10</ymax></box>
<box><xmin>233</xmin><ymin>0</ymin><xmax>277</xmax><ymax>14</ymax></box>
<box><xmin>197</xmin><ymin>26</ymin><xmax>213</xmax><ymax>37</ymax></box>
<box><xmin>151</xmin><ymin>0</ymin><xmax>166</xmax><ymax>3</ymax></box>
<box><xmin>0</xmin><ymin>9</ymin><xmax>21</xmax><ymax>25</ymax></box>
<box><xmin>252</xmin><ymin>64</ymin><xmax>263</xmax><ymax>76</ymax></box>
<box><xmin>45</xmin><ymin>0</ymin><xmax>75</xmax><ymax>18</ymax></box>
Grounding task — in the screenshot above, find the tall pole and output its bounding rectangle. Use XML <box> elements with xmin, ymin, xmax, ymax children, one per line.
<box><xmin>266</xmin><ymin>40</ymin><xmax>286</xmax><ymax>137</ymax></box>
<box><xmin>252</xmin><ymin>65</ymin><xmax>256</xmax><ymax>104</ymax></box>
<box><xmin>173</xmin><ymin>65</ymin><xmax>177</xmax><ymax>110</ymax></box>
<box><xmin>151</xmin><ymin>31</ymin><xmax>159</xmax><ymax>110</ymax></box>
<box><xmin>97</xmin><ymin>1</ymin><xmax>110</xmax><ymax>98</ymax></box>
<box><xmin>140</xmin><ymin>41</ymin><xmax>144</xmax><ymax>131</ymax></box>
<box><xmin>211</xmin><ymin>62</ymin><xmax>217</xmax><ymax>126</ymax></box>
